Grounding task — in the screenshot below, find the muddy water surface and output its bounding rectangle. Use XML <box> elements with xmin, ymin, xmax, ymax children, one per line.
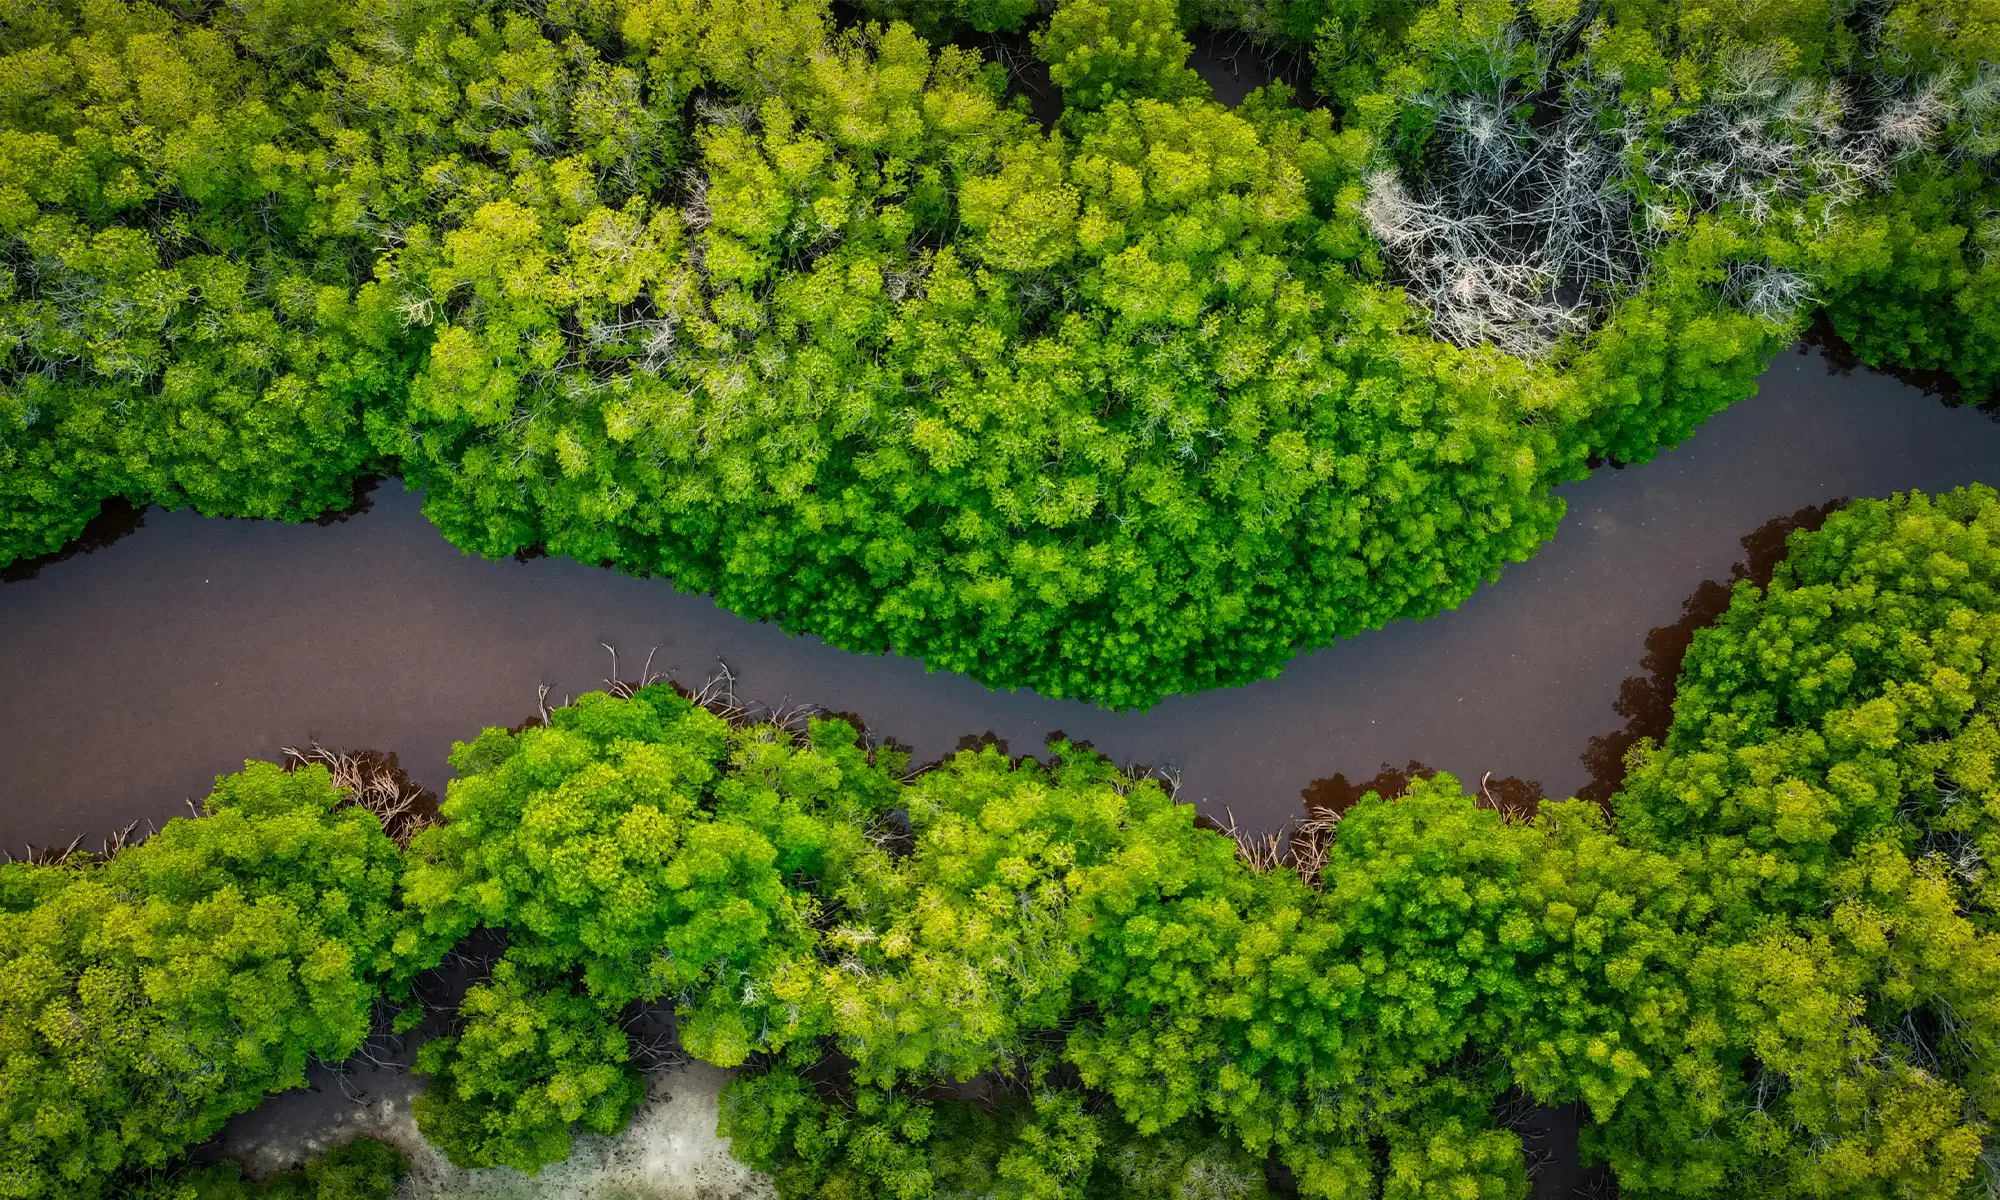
<box><xmin>2</xmin><ymin>344</ymin><xmax>1998</xmax><ymax>851</ymax></box>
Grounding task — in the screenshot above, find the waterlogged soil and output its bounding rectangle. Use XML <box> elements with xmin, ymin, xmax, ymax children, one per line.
<box><xmin>2</xmin><ymin>344</ymin><xmax>1998</xmax><ymax>855</ymax></box>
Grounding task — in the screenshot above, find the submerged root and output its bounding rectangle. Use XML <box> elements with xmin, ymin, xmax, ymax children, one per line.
<box><xmin>1213</xmin><ymin>764</ymin><xmax>1539</xmax><ymax>887</ymax></box>
<box><xmin>7</xmin><ymin>819</ymin><xmax>151</xmax><ymax>867</ymax></box>
<box><xmin>1217</xmin><ymin>806</ymin><xmax>1293</xmax><ymax>874</ymax></box>
<box><xmin>1288</xmin><ymin>806</ymin><xmax>1345</xmax><ymax>885</ymax></box>
<box><xmin>591</xmin><ymin>649</ymin><xmax>831</xmax><ymax>743</ymax></box>
<box><xmin>1211</xmin><ymin>805</ymin><xmax>1345</xmax><ymax>888</ymax></box>
<box><xmin>282</xmin><ymin>744</ymin><xmax>438</xmax><ymax>848</ymax></box>
<box><xmin>601</xmin><ymin>643</ymin><xmax>665</xmax><ymax>700</ymax></box>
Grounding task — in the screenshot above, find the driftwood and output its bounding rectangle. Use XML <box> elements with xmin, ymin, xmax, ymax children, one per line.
<box><xmin>281</xmin><ymin>744</ymin><xmax>438</xmax><ymax>849</ymax></box>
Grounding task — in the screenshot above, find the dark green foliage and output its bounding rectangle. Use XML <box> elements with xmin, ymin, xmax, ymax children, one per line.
<box><xmin>0</xmin><ymin>764</ymin><xmax>406</xmax><ymax>1199</ymax></box>
<box><xmin>719</xmin><ymin>1067</ymin><xmax>1286</xmax><ymax>1200</ymax></box>
<box><xmin>1035</xmin><ymin>0</ymin><xmax>1207</xmax><ymax>109</ymax></box>
<box><xmin>1062</xmin><ymin>772</ymin><xmax>1673</xmax><ymax>1195</ymax></box>
<box><xmin>720</xmin><ymin>1074</ymin><xmax>1111</xmax><ymax>1200</ymax></box>
<box><xmin>8</xmin><ymin>486</ymin><xmax>2000</xmax><ymax>1197</ymax></box>
<box><xmin>411</xmin><ymin>961</ymin><xmax>646</xmax><ymax>1173</ymax></box>
<box><xmin>400</xmin><ymin>685</ymin><xmax>904</xmax><ymax>1168</ymax></box>
<box><xmin>433</xmin><ymin>686</ymin><xmax>1593</xmax><ymax>1197</ymax></box>
<box><xmin>132</xmin><ymin>1139</ymin><xmax>408</xmax><ymax>1200</ymax></box>
<box><xmin>1817</xmin><ymin>161</ymin><xmax>2000</xmax><ymax>395</ymax></box>
<box><xmin>689</xmin><ymin>490</ymin><xmax>2000</xmax><ymax>1199</ymax></box>
<box><xmin>0</xmin><ymin>0</ymin><xmax>401</xmax><ymax>560</ymax></box>
<box><xmin>847</xmin><ymin>0</ymin><xmax>1044</xmax><ymax>37</ymax></box>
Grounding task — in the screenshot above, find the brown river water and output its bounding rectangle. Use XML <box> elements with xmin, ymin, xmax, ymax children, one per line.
<box><xmin>4</xmin><ymin>47</ymin><xmax>1997</xmax><ymax>1200</ymax></box>
<box><xmin>4</xmin><ymin>342</ymin><xmax>1998</xmax><ymax>852</ymax></box>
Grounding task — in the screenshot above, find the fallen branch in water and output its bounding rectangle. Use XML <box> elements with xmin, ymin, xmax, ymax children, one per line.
<box><xmin>6</xmin><ymin>819</ymin><xmax>150</xmax><ymax>867</ymax></box>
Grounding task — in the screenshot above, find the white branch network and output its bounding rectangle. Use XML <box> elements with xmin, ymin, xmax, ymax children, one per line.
<box><xmin>1366</xmin><ymin>49</ymin><xmax>1997</xmax><ymax>358</ymax></box>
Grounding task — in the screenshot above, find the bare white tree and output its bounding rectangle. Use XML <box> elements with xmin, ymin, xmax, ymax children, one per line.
<box><xmin>1364</xmin><ymin>39</ymin><xmax>1977</xmax><ymax>358</ymax></box>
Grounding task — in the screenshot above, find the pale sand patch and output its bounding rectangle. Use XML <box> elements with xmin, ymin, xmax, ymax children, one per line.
<box><xmin>220</xmin><ymin>1062</ymin><xmax>774</xmax><ymax>1200</ymax></box>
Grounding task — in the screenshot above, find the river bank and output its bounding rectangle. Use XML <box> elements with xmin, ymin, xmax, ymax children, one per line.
<box><xmin>4</xmin><ymin>343</ymin><xmax>1997</xmax><ymax>851</ymax></box>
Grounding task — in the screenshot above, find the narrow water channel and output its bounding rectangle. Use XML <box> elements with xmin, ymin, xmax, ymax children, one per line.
<box><xmin>2</xmin><ymin>343</ymin><xmax>1997</xmax><ymax>852</ymax></box>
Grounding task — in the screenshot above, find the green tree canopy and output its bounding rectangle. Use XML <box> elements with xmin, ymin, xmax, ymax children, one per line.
<box><xmin>6</xmin><ymin>0</ymin><xmax>1984</xmax><ymax>706</ymax></box>
<box><xmin>1605</xmin><ymin>485</ymin><xmax>2000</xmax><ymax>1197</ymax></box>
<box><xmin>0</xmin><ymin>763</ymin><xmax>405</xmax><ymax>1198</ymax></box>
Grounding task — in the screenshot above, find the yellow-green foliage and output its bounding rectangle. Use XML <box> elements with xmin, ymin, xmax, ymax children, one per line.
<box><xmin>0</xmin><ymin>766</ymin><xmax>405</xmax><ymax>1198</ymax></box>
<box><xmin>7</xmin><ymin>0</ymin><xmax>1970</xmax><ymax>706</ymax></box>
<box><xmin>6</xmin><ymin>488</ymin><xmax>1999</xmax><ymax>1198</ymax></box>
<box><xmin>1608</xmin><ymin>485</ymin><xmax>2000</xmax><ymax>1196</ymax></box>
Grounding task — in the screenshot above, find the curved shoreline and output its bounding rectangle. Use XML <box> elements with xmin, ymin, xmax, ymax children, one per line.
<box><xmin>3</xmin><ymin>344</ymin><xmax>1997</xmax><ymax>850</ymax></box>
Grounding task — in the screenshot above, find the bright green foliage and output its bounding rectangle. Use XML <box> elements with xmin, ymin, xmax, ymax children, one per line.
<box><xmin>8</xmin><ymin>0</ymin><xmax>1984</xmax><ymax>707</ymax></box>
<box><xmin>1092</xmin><ymin>1120</ymin><xmax>1277</xmax><ymax>1199</ymax></box>
<box><xmin>1817</xmin><ymin>162</ymin><xmax>2000</xmax><ymax>395</ymax></box>
<box><xmin>400</xmin><ymin>686</ymin><xmax>902</xmax><ymax>1163</ymax></box>
<box><xmin>367</xmin><ymin>1</ymin><xmax>1586</xmax><ymax>707</ymax></box>
<box><xmin>0</xmin><ymin>0</ymin><xmax>400</xmax><ymax>559</ymax></box>
<box><xmin>1034</xmin><ymin>0</ymin><xmax>1207</xmax><ymax>110</ymax></box>
<box><xmin>1064</xmin><ymin>774</ymin><xmax>1678</xmax><ymax>1190</ymax></box>
<box><xmin>1499</xmin><ymin>800</ymin><xmax>1687</xmax><ymax>1120</ymax></box>
<box><xmin>763</xmin><ymin>741</ymin><xmax>1197</xmax><ymax>1084</ymax></box>
<box><xmin>20</xmin><ymin>479</ymin><xmax>2000</xmax><ymax>1200</ymax></box>
<box><xmin>720</xmin><ymin>1072</ymin><xmax>1272</xmax><ymax>1200</ymax></box>
<box><xmin>402</xmin><ymin>688</ymin><xmax>770</xmax><ymax>1010</ymax></box>
<box><xmin>132</xmin><ymin>1138</ymin><xmax>408</xmax><ymax>1200</ymax></box>
<box><xmin>0</xmin><ymin>764</ymin><xmax>405</xmax><ymax>1199</ymax></box>
<box><xmin>720</xmin><ymin>1075</ymin><xmax>1107</xmax><ymax>1200</ymax></box>
<box><xmin>1380</xmin><ymin>1100</ymin><xmax>1528</xmax><ymax>1200</ymax></box>
<box><xmin>410</xmin><ymin>692</ymin><xmax>1564</xmax><ymax>1195</ymax></box>
<box><xmin>848</xmin><ymin>0</ymin><xmax>1043</xmax><ymax>37</ymax></box>
<box><xmin>688</xmin><ymin>716</ymin><xmax>1707</xmax><ymax>1199</ymax></box>
<box><xmin>364</xmin><ymin>486</ymin><xmax>2000</xmax><ymax>1195</ymax></box>
<box><xmin>716</xmin><ymin>735</ymin><xmax>1574</xmax><ymax>1199</ymax></box>
<box><xmin>1604</xmin><ymin>485</ymin><xmax>2000</xmax><ymax>1197</ymax></box>
<box><xmin>402</xmin><ymin>687</ymin><xmax>894</xmax><ymax>1040</ymax></box>
<box><xmin>411</xmin><ymin>960</ymin><xmax>645</xmax><ymax>1173</ymax></box>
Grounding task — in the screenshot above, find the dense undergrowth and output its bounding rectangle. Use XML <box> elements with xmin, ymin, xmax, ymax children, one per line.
<box><xmin>1</xmin><ymin>0</ymin><xmax>1993</xmax><ymax>705</ymax></box>
<box><xmin>3</xmin><ymin>483</ymin><xmax>1996</xmax><ymax>1199</ymax></box>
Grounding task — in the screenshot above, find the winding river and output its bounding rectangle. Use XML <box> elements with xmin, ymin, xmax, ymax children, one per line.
<box><xmin>4</xmin><ymin>344</ymin><xmax>1998</xmax><ymax>851</ymax></box>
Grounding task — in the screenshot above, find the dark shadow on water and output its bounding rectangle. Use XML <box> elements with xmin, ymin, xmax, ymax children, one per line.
<box><xmin>308</xmin><ymin>474</ymin><xmax>383</xmax><ymax>525</ymax></box>
<box><xmin>1301</xmin><ymin>759</ymin><xmax>1545</xmax><ymax>821</ymax></box>
<box><xmin>3</xmin><ymin>476</ymin><xmax>377</xmax><ymax>584</ymax></box>
<box><xmin>1481</xmin><ymin>772</ymin><xmax>1548</xmax><ymax>820</ymax></box>
<box><xmin>1302</xmin><ymin>758</ymin><xmax>1438</xmax><ymax>815</ymax></box>
<box><xmin>955</xmin><ymin>730</ymin><xmax>1011</xmax><ymax>757</ymax></box>
<box><xmin>0</xmin><ymin>497</ymin><xmax>145</xmax><ymax>584</ymax></box>
<box><xmin>1802</xmin><ymin>313</ymin><xmax>1999</xmax><ymax>421</ymax></box>
<box><xmin>1576</xmin><ymin>499</ymin><xmax>1848</xmax><ymax>804</ymax></box>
